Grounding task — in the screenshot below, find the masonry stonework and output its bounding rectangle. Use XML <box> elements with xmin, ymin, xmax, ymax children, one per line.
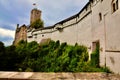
<box><xmin>30</xmin><ymin>8</ymin><xmax>41</xmax><ymax>25</ymax></box>
<box><xmin>13</xmin><ymin>24</ymin><xmax>27</xmax><ymax>45</ymax></box>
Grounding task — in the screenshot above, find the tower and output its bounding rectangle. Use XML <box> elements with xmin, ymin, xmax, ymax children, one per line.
<box><xmin>30</xmin><ymin>3</ymin><xmax>42</xmax><ymax>24</ymax></box>
<box><xmin>13</xmin><ymin>24</ymin><xmax>27</xmax><ymax>45</ymax></box>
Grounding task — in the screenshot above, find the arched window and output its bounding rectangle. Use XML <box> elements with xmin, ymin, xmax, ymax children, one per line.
<box><xmin>112</xmin><ymin>0</ymin><xmax>119</xmax><ymax>13</ymax></box>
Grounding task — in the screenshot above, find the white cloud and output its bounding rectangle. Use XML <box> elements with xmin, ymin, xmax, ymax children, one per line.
<box><xmin>0</xmin><ymin>28</ymin><xmax>15</xmax><ymax>46</ymax></box>
<box><xmin>3</xmin><ymin>40</ymin><xmax>14</xmax><ymax>46</ymax></box>
<box><xmin>0</xmin><ymin>28</ymin><xmax>15</xmax><ymax>38</ymax></box>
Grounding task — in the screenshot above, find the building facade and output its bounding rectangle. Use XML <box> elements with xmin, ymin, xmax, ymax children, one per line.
<box><xmin>27</xmin><ymin>0</ymin><xmax>120</xmax><ymax>74</ymax></box>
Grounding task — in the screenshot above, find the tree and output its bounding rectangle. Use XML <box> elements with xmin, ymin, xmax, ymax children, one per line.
<box><xmin>30</xmin><ymin>19</ymin><xmax>44</xmax><ymax>29</ymax></box>
<box><xmin>0</xmin><ymin>41</ymin><xmax>5</xmax><ymax>53</ymax></box>
<box><xmin>0</xmin><ymin>41</ymin><xmax>5</xmax><ymax>70</ymax></box>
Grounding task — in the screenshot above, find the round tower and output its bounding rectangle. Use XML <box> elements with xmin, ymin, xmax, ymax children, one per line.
<box><xmin>30</xmin><ymin>5</ymin><xmax>42</xmax><ymax>24</ymax></box>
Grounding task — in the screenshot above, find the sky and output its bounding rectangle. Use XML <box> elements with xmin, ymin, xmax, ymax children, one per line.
<box><xmin>0</xmin><ymin>0</ymin><xmax>88</xmax><ymax>46</ymax></box>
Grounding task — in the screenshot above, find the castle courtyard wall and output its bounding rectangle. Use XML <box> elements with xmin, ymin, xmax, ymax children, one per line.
<box><xmin>77</xmin><ymin>13</ymin><xmax>92</xmax><ymax>49</ymax></box>
<box><xmin>51</xmin><ymin>24</ymin><xmax>77</xmax><ymax>45</ymax></box>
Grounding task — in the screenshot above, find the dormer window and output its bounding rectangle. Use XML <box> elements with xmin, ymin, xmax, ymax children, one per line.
<box><xmin>112</xmin><ymin>0</ymin><xmax>119</xmax><ymax>13</ymax></box>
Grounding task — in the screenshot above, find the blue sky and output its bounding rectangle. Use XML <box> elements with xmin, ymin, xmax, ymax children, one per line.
<box><xmin>0</xmin><ymin>0</ymin><xmax>88</xmax><ymax>46</ymax></box>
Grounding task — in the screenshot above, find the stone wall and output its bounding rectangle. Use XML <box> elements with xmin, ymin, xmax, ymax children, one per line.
<box><xmin>13</xmin><ymin>24</ymin><xmax>27</xmax><ymax>45</ymax></box>
<box><xmin>0</xmin><ymin>72</ymin><xmax>120</xmax><ymax>80</ymax></box>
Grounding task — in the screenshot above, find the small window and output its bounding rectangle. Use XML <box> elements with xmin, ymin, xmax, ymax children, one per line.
<box><xmin>42</xmin><ymin>35</ymin><xmax>44</xmax><ymax>37</ymax></box>
<box><xmin>34</xmin><ymin>34</ymin><xmax>37</xmax><ymax>38</ymax></box>
<box><xmin>91</xmin><ymin>0</ymin><xmax>93</xmax><ymax>3</ymax></box>
<box><xmin>116</xmin><ymin>0</ymin><xmax>119</xmax><ymax>9</ymax></box>
<box><xmin>99</xmin><ymin>13</ymin><xmax>102</xmax><ymax>21</ymax></box>
<box><xmin>112</xmin><ymin>0</ymin><xmax>119</xmax><ymax>13</ymax></box>
<box><xmin>113</xmin><ymin>3</ymin><xmax>116</xmax><ymax>12</ymax></box>
<box><xmin>28</xmin><ymin>36</ymin><xmax>33</xmax><ymax>38</ymax></box>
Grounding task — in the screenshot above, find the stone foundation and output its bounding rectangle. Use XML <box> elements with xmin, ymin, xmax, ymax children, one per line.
<box><xmin>0</xmin><ymin>72</ymin><xmax>120</xmax><ymax>80</ymax></box>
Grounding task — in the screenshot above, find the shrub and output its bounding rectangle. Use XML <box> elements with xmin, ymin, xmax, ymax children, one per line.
<box><xmin>91</xmin><ymin>42</ymin><xmax>100</xmax><ymax>67</ymax></box>
<box><xmin>0</xmin><ymin>40</ymin><xmax>111</xmax><ymax>72</ymax></box>
<box><xmin>30</xmin><ymin>19</ymin><xmax>44</xmax><ymax>29</ymax></box>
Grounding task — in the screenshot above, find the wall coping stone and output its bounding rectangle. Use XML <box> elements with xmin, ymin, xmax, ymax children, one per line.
<box><xmin>0</xmin><ymin>72</ymin><xmax>120</xmax><ymax>80</ymax></box>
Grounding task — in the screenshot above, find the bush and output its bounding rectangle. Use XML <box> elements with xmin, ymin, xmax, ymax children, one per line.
<box><xmin>30</xmin><ymin>19</ymin><xmax>44</xmax><ymax>29</ymax></box>
<box><xmin>0</xmin><ymin>40</ymin><xmax>111</xmax><ymax>72</ymax></box>
<box><xmin>91</xmin><ymin>42</ymin><xmax>100</xmax><ymax>67</ymax></box>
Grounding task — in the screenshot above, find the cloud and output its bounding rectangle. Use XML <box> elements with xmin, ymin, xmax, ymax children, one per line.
<box><xmin>38</xmin><ymin>0</ymin><xmax>89</xmax><ymax>26</ymax></box>
<box><xmin>0</xmin><ymin>0</ymin><xmax>89</xmax><ymax>46</ymax></box>
<box><xmin>0</xmin><ymin>28</ymin><xmax>15</xmax><ymax>46</ymax></box>
<box><xmin>0</xmin><ymin>21</ymin><xmax>16</xmax><ymax>30</ymax></box>
<box><xmin>0</xmin><ymin>0</ymin><xmax>89</xmax><ymax>27</ymax></box>
<box><xmin>0</xmin><ymin>28</ymin><xmax>15</xmax><ymax>38</ymax></box>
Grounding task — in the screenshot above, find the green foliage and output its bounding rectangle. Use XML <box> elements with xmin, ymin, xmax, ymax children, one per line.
<box><xmin>91</xmin><ymin>42</ymin><xmax>100</xmax><ymax>67</ymax></box>
<box><xmin>0</xmin><ymin>40</ymin><xmax>110</xmax><ymax>72</ymax></box>
<box><xmin>30</xmin><ymin>19</ymin><xmax>44</xmax><ymax>29</ymax></box>
<box><xmin>0</xmin><ymin>41</ymin><xmax>5</xmax><ymax>52</ymax></box>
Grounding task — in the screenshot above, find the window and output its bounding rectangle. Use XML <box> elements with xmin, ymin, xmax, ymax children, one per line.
<box><xmin>37</xmin><ymin>12</ymin><xmax>39</xmax><ymax>14</ymax></box>
<box><xmin>28</xmin><ymin>36</ymin><xmax>33</xmax><ymax>38</ymax></box>
<box><xmin>42</xmin><ymin>35</ymin><xmax>44</xmax><ymax>37</ymax></box>
<box><xmin>116</xmin><ymin>0</ymin><xmax>119</xmax><ymax>9</ymax></box>
<box><xmin>91</xmin><ymin>0</ymin><xmax>93</xmax><ymax>3</ymax></box>
<box><xmin>92</xmin><ymin>41</ymin><xmax>100</xmax><ymax>52</ymax></box>
<box><xmin>112</xmin><ymin>0</ymin><xmax>119</xmax><ymax>13</ymax></box>
<box><xmin>34</xmin><ymin>34</ymin><xmax>37</xmax><ymax>38</ymax></box>
<box><xmin>99</xmin><ymin>13</ymin><xmax>102</xmax><ymax>21</ymax></box>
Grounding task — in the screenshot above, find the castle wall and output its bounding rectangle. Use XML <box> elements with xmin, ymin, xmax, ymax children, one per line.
<box><xmin>106</xmin><ymin>52</ymin><xmax>120</xmax><ymax>74</ymax></box>
<box><xmin>27</xmin><ymin>0</ymin><xmax>120</xmax><ymax>74</ymax></box>
<box><xmin>52</xmin><ymin>3</ymin><xmax>92</xmax><ymax>47</ymax></box>
<box><xmin>52</xmin><ymin>24</ymin><xmax>77</xmax><ymax>45</ymax></box>
<box><xmin>77</xmin><ymin>13</ymin><xmax>92</xmax><ymax>48</ymax></box>
<box><xmin>27</xmin><ymin>31</ymin><xmax>34</xmax><ymax>42</ymax></box>
<box><xmin>91</xmin><ymin>0</ymin><xmax>120</xmax><ymax>74</ymax></box>
<box><xmin>91</xmin><ymin>0</ymin><xmax>106</xmax><ymax>67</ymax></box>
<box><xmin>104</xmin><ymin>0</ymin><xmax>120</xmax><ymax>74</ymax></box>
<box><xmin>27</xmin><ymin>29</ymin><xmax>53</xmax><ymax>43</ymax></box>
